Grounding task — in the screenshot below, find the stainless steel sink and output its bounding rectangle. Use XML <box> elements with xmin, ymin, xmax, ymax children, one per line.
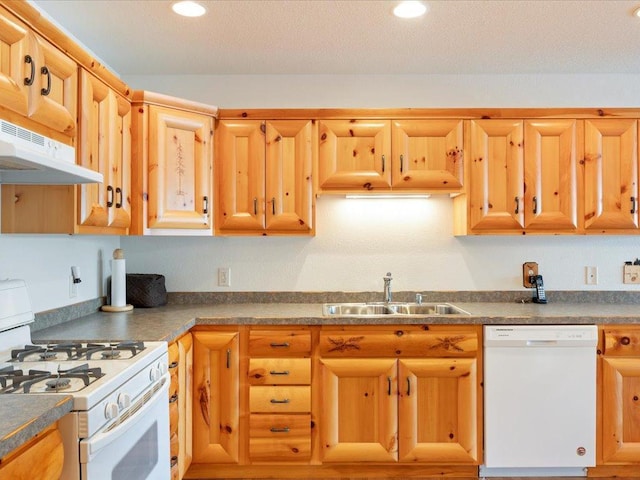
<box><xmin>322</xmin><ymin>302</ymin><xmax>469</xmax><ymax>316</ymax></box>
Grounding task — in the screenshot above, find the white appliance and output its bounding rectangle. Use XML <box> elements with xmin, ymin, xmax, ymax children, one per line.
<box><xmin>481</xmin><ymin>325</ymin><xmax>598</xmax><ymax>477</ymax></box>
<box><xmin>0</xmin><ymin>119</ymin><xmax>103</xmax><ymax>184</ymax></box>
<box><xmin>0</xmin><ymin>279</ymin><xmax>170</xmax><ymax>480</ymax></box>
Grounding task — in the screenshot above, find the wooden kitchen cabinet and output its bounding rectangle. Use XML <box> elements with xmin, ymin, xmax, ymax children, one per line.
<box><xmin>130</xmin><ymin>91</ymin><xmax>216</xmax><ymax>235</ymax></box>
<box><xmin>456</xmin><ymin>118</ymin><xmax>580</xmax><ymax>234</ymax></box>
<box><xmin>215</xmin><ymin>119</ymin><xmax>315</xmax><ymax>235</ymax></box>
<box><xmin>317</xmin><ymin>119</ymin><xmax>464</xmax><ymax>194</ymax></box>
<box><xmin>597</xmin><ymin>326</ymin><xmax>640</xmax><ymax>469</ymax></box>
<box><xmin>583</xmin><ymin>119</ymin><xmax>639</xmax><ymax>232</ymax></box>
<box><xmin>0</xmin><ymin>6</ymin><xmax>76</xmax><ymax>137</ymax></box>
<box><xmin>168</xmin><ymin>333</ymin><xmax>193</xmax><ymax>480</ymax></box>
<box><xmin>1</xmin><ymin>69</ymin><xmax>130</xmax><ymax>235</ymax></box>
<box><xmin>192</xmin><ymin>330</ymin><xmax>240</xmax><ymax>464</ymax></box>
<box><xmin>318</xmin><ymin>325</ymin><xmax>481</xmax><ymax>465</ymax></box>
<box><xmin>0</xmin><ymin>423</ymin><xmax>64</xmax><ymax>480</ymax></box>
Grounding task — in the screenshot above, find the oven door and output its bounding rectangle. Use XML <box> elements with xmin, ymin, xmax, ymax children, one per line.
<box><xmin>79</xmin><ymin>374</ymin><xmax>170</xmax><ymax>480</ymax></box>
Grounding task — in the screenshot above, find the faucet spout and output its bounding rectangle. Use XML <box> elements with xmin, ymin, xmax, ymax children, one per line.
<box><xmin>383</xmin><ymin>272</ymin><xmax>393</xmax><ymax>303</ymax></box>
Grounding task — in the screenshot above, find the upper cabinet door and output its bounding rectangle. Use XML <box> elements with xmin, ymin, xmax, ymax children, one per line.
<box><xmin>27</xmin><ymin>33</ymin><xmax>76</xmax><ymax>136</ymax></box>
<box><xmin>0</xmin><ymin>9</ymin><xmax>29</xmax><ymax>117</ymax></box>
<box><xmin>584</xmin><ymin>119</ymin><xmax>639</xmax><ymax>231</ymax></box>
<box><xmin>317</xmin><ymin>120</ymin><xmax>391</xmax><ymax>192</ymax></box>
<box><xmin>215</xmin><ymin>120</ymin><xmax>266</xmax><ymax>232</ymax></box>
<box><xmin>265</xmin><ymin>120</ymin><xmax>314</xmax><ymax>233</ymax></box>
<box><xmin>468</xmin><ymin>120</ymin><xmax>525</xmax><ymax>231</ymax></box>
<box><xmin>391</xmin><ymin>119</ymin><xmax>463</xmax><ymax>191</ymax></box>
<box><xmin>148</xmin><ymin>105</ymin><xmax>212</xmax><ymax>230</ymax></box>
<box><xmin>109</xmin><ymin>94</ymin><xmax>131</xmax><ymax>230</ymax></box>
<box><xmin>523</xmin><ymin>119</ymin><xmax>580</xmax><ymax>231</ymax></box>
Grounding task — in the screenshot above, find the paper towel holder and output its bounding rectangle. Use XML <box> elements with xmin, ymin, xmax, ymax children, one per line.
<box><xmin>101</xmin><ymin>248</ymin><xmax>134</xmax><ymax>312</ymax></box>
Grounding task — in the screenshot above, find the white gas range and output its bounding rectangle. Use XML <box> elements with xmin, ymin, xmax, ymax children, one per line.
<box><xmin>0</xmin><ymin>279</ymin><xmax>170</xmax><ymax>480</ymax></box>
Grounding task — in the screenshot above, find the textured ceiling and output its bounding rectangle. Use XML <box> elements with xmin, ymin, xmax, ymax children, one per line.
<box><xmin>32</xmin><ymin>0</ymin><xmax>640</xmax><ymax>76</ymax></box>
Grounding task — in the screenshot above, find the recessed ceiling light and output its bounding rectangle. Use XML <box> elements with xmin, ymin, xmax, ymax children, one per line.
<box><xmin>172</xmin><ymin>1</ymin><xmax>206</xmax><ymax>17</ymax></box>
<box><xmin>634</xmin><ymin>6</ymin><xmax>640</xmax><ymax>17</ymax></box>
<box><xmin>393</xmin><ymin>1</ymin><xmax>429</xmax><ymax>19</ymax></box>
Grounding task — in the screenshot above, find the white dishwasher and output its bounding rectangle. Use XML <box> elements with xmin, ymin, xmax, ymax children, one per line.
<box><xmin>481</xmin><ymin>325</ymin><xmax>598</xmax><ymax>478</ymax></box>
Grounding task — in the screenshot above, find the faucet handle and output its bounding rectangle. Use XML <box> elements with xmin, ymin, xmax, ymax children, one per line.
<box><xmin>415</xmin><ymin>293</ymin><xmax>423</xmax><ymax>305</ymax></box>
<box><xmin>385</xmin><ymin>272</ymin><xmax>392</xmax><ymax>279</ymax></box>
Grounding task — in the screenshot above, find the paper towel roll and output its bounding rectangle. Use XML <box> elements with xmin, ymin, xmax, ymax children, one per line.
<box><xmin>111</xmin><ymin>258</ymin><xmax>127</xmax><ymax>307</ymax></box>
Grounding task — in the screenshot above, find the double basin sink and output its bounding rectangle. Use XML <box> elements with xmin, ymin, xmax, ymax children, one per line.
<box><xmin>322</xmin><ymin>302</ymin><xmax>469</xmax><ymax>316</ymax></box>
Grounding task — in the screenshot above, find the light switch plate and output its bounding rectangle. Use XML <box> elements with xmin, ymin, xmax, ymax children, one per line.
<box><xmin>624</xmin><ymin>265</ymin><xmax>640</xmax><ymax>284</ymax></box>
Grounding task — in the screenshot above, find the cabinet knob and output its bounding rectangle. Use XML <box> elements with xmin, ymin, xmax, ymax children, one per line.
<box><xmin>621</xmin><ymin>336</ymin><xmax>631</xmax><ymax>346</ymax></box>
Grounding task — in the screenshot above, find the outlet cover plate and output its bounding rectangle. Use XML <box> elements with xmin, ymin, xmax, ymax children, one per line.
<box><xmin>523</xmin><ymin>262</ymin><xmax>538</xmax><ymax>288</ymax></box>
<box><xmin>624</xmin><ymin>265</ymin><xmax>640</xmax><ymax>284</ymax></box>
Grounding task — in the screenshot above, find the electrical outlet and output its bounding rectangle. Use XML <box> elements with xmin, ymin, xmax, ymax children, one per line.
<box><xmin>218</xmin><ymin>267</ymin><xmax>231</xmax><ymax>287</ymax></box>
<box><xmin>585</xmin><ymin>266</ymin><xmax>598</xmax><ymax>285</ymax></box>
<box><xmin>69</xmin><ymin>275</ymin><xmax>78</xmax><ymax>298</ymax></box>
<box><xmin>522</xmin><ymin>262</ymin><xmax>538</xmax><ymax>288</ymax></box>
<box><xmin>624</xmin><ymin>264</ymin><xmax>640</xmax><ymax>284</ymax></box>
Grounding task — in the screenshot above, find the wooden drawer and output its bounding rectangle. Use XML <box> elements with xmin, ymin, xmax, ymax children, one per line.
<box><xmin>248</xmin><ymin>358</ymin><xmax>311</xmax><ymax>385</ymax></box>
<box><xmin>249</xmin><ymin>414</ymin><xmax>311</xmax><ymax>462</ymax></box>
<box><xmin>319</xmin><ymin>327</ymin><xmax>478</xmax><ymax>357</ymax></box>
<box><xmin>249</xmin><ymin>329</ymin><xmax>311</xmax><ymax>356</ymax></box>
<box><xmin>602</xmin><ymin>327</ymin><xmax>640</xmax><ymax>356</ymax></box>
<box><xmin>249</xmin><ymin>386</ymin><xmax>311</xmax><ymax>413</ymax></box>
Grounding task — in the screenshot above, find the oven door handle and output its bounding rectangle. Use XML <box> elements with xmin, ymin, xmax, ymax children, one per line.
<box><xmin>81</xmin><ymin>373</ymin><xmax>169</xmax><ymax>462</ymax></box>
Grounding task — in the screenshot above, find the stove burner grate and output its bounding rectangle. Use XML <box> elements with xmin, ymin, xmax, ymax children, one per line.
<box><xmin>80</xmin><ymin>341</ymin><xmax>146</xmax><ymax>360</ymax></box>
<box><xmin>0</xmin><ymin>366</ymin><xmax>23</xmax><ymax>389</ymax></box>
<box><xmin>11</xmin><ymin>343</ymin><xmax>83</xmax><ymax>362</ymax></box>
<box><xmin>7</xmin><ymin>363</ymin><xmax>104</xmax><ymax>393</ymax></box>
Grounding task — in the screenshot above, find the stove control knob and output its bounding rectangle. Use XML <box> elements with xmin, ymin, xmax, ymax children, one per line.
<box><xmin>158</xmin><ymin>362</ymin><xmax>168</xmax><ymax>375</ymax></box>
<box><xmin>104</xmin><ymin>402</ymin><xmax>119</xmax><ymax>420</ymax></box>
<box><xmin>117</xmin><ymin>393</ymin><xmax>132</xmax><ymax>410</ymax></box>
<box><xmin>149</xmin><ymin>366</ymin><xmax>161</xmax><ymax>382</ymax></box>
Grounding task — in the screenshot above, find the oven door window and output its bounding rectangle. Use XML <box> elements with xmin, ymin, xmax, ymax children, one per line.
<box><xmin>80</xmin><ymin>377</ymin><xmax>170</xmax><ymax>480</ymax></box>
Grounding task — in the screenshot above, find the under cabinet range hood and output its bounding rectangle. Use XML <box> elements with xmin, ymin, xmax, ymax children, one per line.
<box><xmin>0</xmin><ymin>119</ymin><xmax>103</xmax><ymax>184</ymax></box>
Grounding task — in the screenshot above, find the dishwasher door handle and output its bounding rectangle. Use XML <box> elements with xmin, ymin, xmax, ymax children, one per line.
<box><xmin>525</xmin><ymin>340</ymin><xmax>558</xmax><ymax>346</ymax></box>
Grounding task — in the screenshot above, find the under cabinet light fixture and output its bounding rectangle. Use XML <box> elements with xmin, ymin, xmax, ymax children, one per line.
<box><xmin>172</xmin><ymin>1</ymin><xmax>206</xmax><ymax>17</ymax></box>
<box><xmin>634</xmin><ymin>6</ymin><xmax>640</xmax><ymax>17</ymax></box>
<box><xmin>345</xmin><ymin>194</ymin><xmax>431</xmax><ymax>199</ymax></box>
<box><xmin>393</xmin><ymin>1</ymin><xmax>429</xmax><ymax>19</ymax></box>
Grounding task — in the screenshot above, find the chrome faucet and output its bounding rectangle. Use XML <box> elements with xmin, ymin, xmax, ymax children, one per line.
<box><xmin>383</xmin><ymin>272</ymin><xmax>393</xmax><ymax>303</ymax></box>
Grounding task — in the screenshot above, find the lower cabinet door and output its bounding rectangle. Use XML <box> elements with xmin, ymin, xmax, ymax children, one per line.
<box><xmin>320</xmin><ymin>358</ymin><xmax>398</xmax><ymax>462</ymax></box>
<box><xmin>398</xmin><ymin>358</ymin><xmax>479</xmax><ymax>463</ymax></box>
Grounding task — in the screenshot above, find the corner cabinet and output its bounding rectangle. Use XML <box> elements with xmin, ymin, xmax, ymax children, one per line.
<box><xmin>192</xmin><ymin>330</ymin><xmax>240</xmax><ymax>464</ymax></box>
<box><xmin>130</xmin><ymin>91</ymin><xmax>217</xmax><ymax>235</ymax></box>
<box><xmin>215</xmin><ymin>119</ymin><xmax>315</xmax><ymax>235</ymax></box>
<box><xmin>1</xmin><ymin>68</ymin><xmax>130</xmax><ymax>235</ymax></box>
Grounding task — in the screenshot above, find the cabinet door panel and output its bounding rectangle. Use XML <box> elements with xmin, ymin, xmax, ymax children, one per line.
<box><xmin>391</xmin><ymin>119</ymin><xmax>463</xmax><ymax>190</ymax></box>
<box><xmin>468</xmin><ymin>120</ymin><xmax>524</xmax><ymax>230</ymax></box>
<box><xmin>109</xmin><ymin>94</ymin><xmax>131</xmax><ymax>229</ymax></box>
<box><xmin>192</xmin><ymin>331</ymin><xmax>239</xmax><ymax>463</ymax></box>
<box><xmin>524</xmin><ymin>120</ymin><xmax>579</xmax><ymax>231</ymax></box>
<box><xmin>584</xmin><ymin>119</ymin><xmax>638</xmax><ymax>231</ymax></box>
<box><xmin>265</xmin><ymin>120</ymin><xmax>314</xmax><ymax>232</ymax></box>
<box><xmin>601</xmin><ymin>357</ymin><xmax>640</xmax><ymax>463</ymax></box>
<box><xmin>148</xmin><ymin>106</ymin><xmax>212</xmax><ymax>230</ymax></box>
<box><xmin>0</xmin><ymin>10</ymin><xmax>28</xmax><ymax>116</ymax></box>
<box><xmin>318</xmin><ymin>120</ymin><xmax>391</xmax><ymax>191</ymax></box>
<box><xmin>398</xmin><ymin>359</ymin><xmax>479</xmax><ymax>463</ymax></box>
<box><xmin>215</xmin><ymin>120</ymin><xmax>265</xmax><ymax>231</ymax></box>
<box><xmin>320</xmin><ymin>358</ymin><xmax>398</xmax><ymax>462</ymax></box>
<box><xmin>27</xmin><ymin>34</ymin><xmax>76</xmax><ymax>136</ymax></box>
<box><xmin>178</xmin><ymin>333</ymin><xmax>193</xmax><ymax>478</ymax></box>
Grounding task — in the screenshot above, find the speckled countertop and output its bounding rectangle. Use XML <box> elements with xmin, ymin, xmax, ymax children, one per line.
<box><xmin>0</xmin><ymin>396</ymin><xmax>72</xmax><ymax>458</ymax></box>
<box><xmin>8</xmin><ymin>298</ymin><xmax>640</xmax><ymax>464</ymax></box>
<box><xmin>29</xmin><ymin>301</ymin><xmax>640</xmax><ymax>344</ymax></box>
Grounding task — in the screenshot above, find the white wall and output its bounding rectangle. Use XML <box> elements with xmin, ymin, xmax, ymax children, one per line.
<box><xmin>0</xmin><ymin>234</ymin><xmax>119</xmax><ymax>313</ymax></box>
<box><xmin>118</xmin><ymin>73</ymin><xmax>640</xmax><ymax>293</ymax></box>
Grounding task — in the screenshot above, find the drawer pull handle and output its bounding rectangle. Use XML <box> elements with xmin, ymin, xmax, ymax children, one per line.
<box><xmin>226</xmin><ymin>349</ymin><xmax>231</xmax><ymax>369</ymax></box>
<box><xmin>270</xmin><ymin>398</ymin><xmax>290</xmax><ymax>404</ymax></box>
<box><xmin>168</xmin><ymin>361</ymin><xmax>179</xmax><ymax>369</ymax></box>
<box><xmin>272</xmin><ymin>197</ymin><xmax>276</xmax><ymax>215</ymax></box>
<box><xmin>253</xmin><ymin>197</ymin><xmax>258</xmax><ymax>215</ymax></box>
<box><xmin>169</xmin><ymin>393</ymin><xmax>178</xmax><ymax>404</ymax></box>
<box><xmin>270</xmin><ymin>426</ymin><xmax>290</xmax><ymax>433</ymax></box>
<box><xmin>269</xmin><ymin>370</ymin><xmax>290</xmax><ymax>376</ymax></box>
<box><xmin>270</xmin><ymin>342</ymin><xmax>290</xmax><ymax>348</ymax></box>
<box><xmin>400</xmin><ymin>154</ymin><xmax>404</xmax><ymax>173</ymax></box>
<box><xmin>407</xmin><ymin>377</ymin><xmax>411</xmax><ymax>396</ymax></box>
<box><xmin>381</xmin><ymin>154</ymin><xmax>386</xmax><ymax>173</ymax></box>
<box><xmin>387</xmin><ymin>376</ymin><xmax>392</xmax><ymax>396</ymax></box>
